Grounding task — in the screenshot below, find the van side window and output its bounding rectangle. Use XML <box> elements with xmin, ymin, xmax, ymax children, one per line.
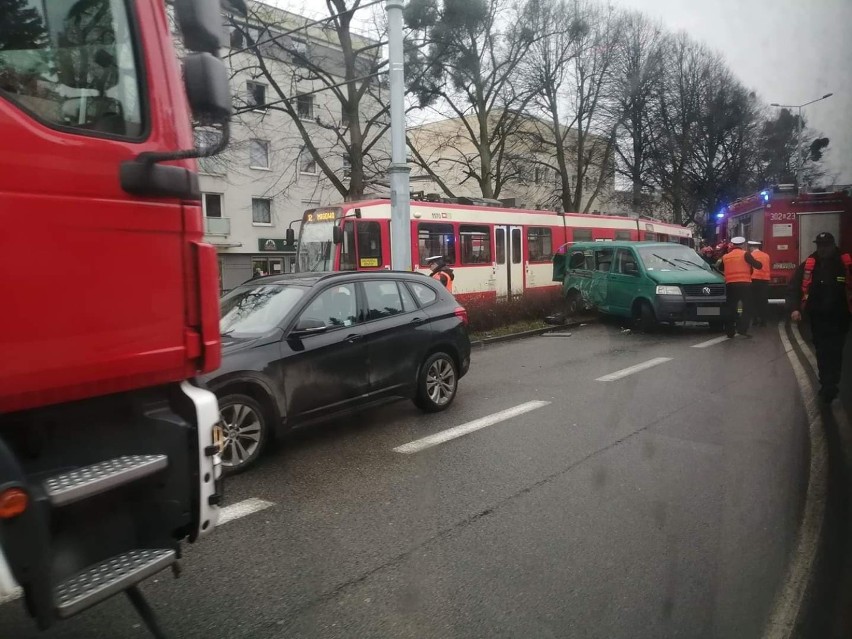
<box><xmin>568</xmin><ymin>251</ymin><xmax>586</xmax><ymax>270</ymax></box>
<box><xmin>595</xmin><ymin>248</ymin><xmax>614</xmax><ymax>272</ymax></box>
<box><xmin>613</xmin><ymin>249</ymin><xmax>636</xmax><ymax>274</ymax></box>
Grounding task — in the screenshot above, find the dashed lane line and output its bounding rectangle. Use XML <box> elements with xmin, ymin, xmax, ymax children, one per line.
<box><xmin>218</xmin><ymin>498</ymin><xmax>275</xmax><ymax>526</ymax></box>
<box><xmin>595</xmin><ymin>357</ymin><xmax>673</xmax><ymax>382</ymax></box>
<box><xmin>393</xmin><ymin>401</ymin><xmax>551</xmax><ymax>454</ymax></box>
<box><xmin>691</xmin><ymin>335</ymin><xmax>730</xmax><ymax>349</ymax></box>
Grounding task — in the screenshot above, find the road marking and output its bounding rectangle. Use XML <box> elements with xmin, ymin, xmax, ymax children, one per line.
<box><xmin>762</xmin><ymin>323</ymin><xmax>827</xmax><ymax>639</ymax></box>
<box><xmin>218</xmin><ymin>498</ymin><xmax>275</xmax><ymax>526</ymax></box>
<box><xmin>393</xmin><ymin>401</ymin><xmax>551</xmax><ymax>454</ymax></box>
<box><xmin>691</xmin><ymin>335</ymin><xmax>729</xmax><ymax>349</ymax></box>
<box><xmin>595</xmin><ymin>357</ymin><xmax>672</xmax><ymax>382</ymax></box>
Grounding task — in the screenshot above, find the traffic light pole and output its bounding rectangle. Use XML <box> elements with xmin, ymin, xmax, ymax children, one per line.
<box><xmin>386</xmin><ymin>0</ymin><xmax>411</xmax><ymax>271</ymax></box>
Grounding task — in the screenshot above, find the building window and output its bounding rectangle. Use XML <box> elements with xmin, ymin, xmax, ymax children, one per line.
<box><xmin>252</xmin><ymin>198</ymin><xmax>271</xmax><ymax>224</ymax></box>
<box><xmin>527</xmin><ymin>227</ymin><xmax>552</xmax><ymax>262</ymax></box>
<box><xmin>342</xmin><ymin>153</ymin><xmax>351</xmax><ymax>178</ymax></box>
<box><xmin>297</xmin><ymin>94</ymin><xmax>314</xmax><ymax>120</ymax></box>
<box><xmin>246</xmin><ymin>81</ymin><xmax>266</xmax><ymax>110</ymax></box>
<box><xmin>299</xmin><ymin>151</ymin><xmax>317</xmax><ymax>175</ymax></box>
<box><xmin>290</xmin><ymin>38</ymin><xmax>309</xmax><ymax>65</ymax></box>
<box><xmin>249</xmin><ymin>139</ymin><xmax>270</xmax><ymax>169</ymax></box>
<box><xmin>534</xmin><ymin>167</ymin><xmax>542</xmax><ymax>185</ymax></box>
<box><xmin>357</xmin><ymin>222</ymin><xmax>383</xmax><ymax>268</ymax></box>
<box><xmin>195</xmin><ymin>129</ymin><xmax>225</xmax><ymax>175</ymax></box>
<box><xmin>460</xmin><ymin>225</ymin><xmax>492</xmax><ymax>264</ymax></box>
<box><xmin>418</xmin><ymin>223</ymin><xmax>456</xmax><ymax>265</ymax></box>
<box><xmin>203</xmin><ymin>193</ymin><xmax>222</xmax><ymax>217</ymax></box>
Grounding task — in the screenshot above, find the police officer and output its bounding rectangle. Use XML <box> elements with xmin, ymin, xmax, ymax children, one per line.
<box><xmin>789</xmin><ymin>232</ymin><xmax>852</xmax><ymax>403</ymax></box>
<box><xmin>426</xmin><ymin>255</ymin><xmax>455</xmax><ymax>291</ymax></box>
<box><xmin>716</xmin><ymin>236</ymin><xmax>762</xmax><ymax>338</ymax></box>
<box><xmin>748</xmin><ymin>240</ymin><xmax>771</xmax><ymax>327</ymax></box>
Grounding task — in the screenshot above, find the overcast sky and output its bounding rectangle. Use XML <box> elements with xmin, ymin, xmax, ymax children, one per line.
<box><xmin>610</xmin><ymin>0</ymin><xmax>852</xmax><ymax>183</ymax></box>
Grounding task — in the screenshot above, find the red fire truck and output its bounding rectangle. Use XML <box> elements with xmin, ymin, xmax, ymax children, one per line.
<box><xmin>290</xmin><ymin>198</ymin><xmax>693</xmax><ymax>303</ymax></box>
<box><xmin>0</xmin><ymin>0</ymin><xmax>234</xmax><ymax>633</ymax></box>
<box><xmin>717</xmin><ymin>185</ymin><xmax>852</xmax><ymax>295</ymax></box>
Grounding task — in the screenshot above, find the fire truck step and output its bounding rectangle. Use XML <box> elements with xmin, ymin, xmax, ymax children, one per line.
<box><xmin>54</xmin><ymin>548</ymin><xmax>175</xmax><ymax>618</ymax></box>
<box><xmin>44</xmin><ymin>455</ymin><xmax>168</xmax><ymax>506</ymax></box>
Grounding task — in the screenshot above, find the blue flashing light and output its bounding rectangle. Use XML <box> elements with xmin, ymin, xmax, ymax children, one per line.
<box><xmin>760</xmin><ymin>190</ymin><xmax>769</xmax><ymax>202</ymax></box>
<box><xmin>716</xmin><ymin>212</ymin><xmax>725</xmax><ymax>219</ymax></box>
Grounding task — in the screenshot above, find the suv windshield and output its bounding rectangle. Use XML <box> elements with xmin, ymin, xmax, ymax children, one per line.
<box><xmin>220</xmin><ymin>284</ymin><xmax>307</xmax><ymax>337</ymax></box>
<box><xmin>637</xmin><ymin>245</ymin><xmax>710</xmax><ymax>272</ymax></box>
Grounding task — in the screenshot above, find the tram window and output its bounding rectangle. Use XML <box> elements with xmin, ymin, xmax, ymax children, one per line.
<box><xmin>418</xmin><ymin>223</ymin><xmax>456</xmax><ymax>265</ymax></box>
<box><xmin>357</xmin><ymin>221</ymin><xmax>383</xmax><ymax>268</ymax></box>
<box><xmin>527</xmin><ymin>227</ymin><xmax>553</xmax><ymax>262</ymax></box>
<box><xmin>615</xmin><ymin>230</ymin><xmax>632</xmax><ymax>241</ymax></box>
<box><xmin>460</xmin><ymin>225</ymin><xmax>492</xmax><ymax>264</ymax></box>
<box><xmin>573</xmin><ymin>229</ymin><xmax>593</xmax><ymax>242</ymax></box>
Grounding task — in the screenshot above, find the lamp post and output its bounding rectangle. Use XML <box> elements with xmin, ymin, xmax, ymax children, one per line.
<box><xmin>386</xmin><ymin>0</ymin><xmax>411</xmax><ymax>270</ymax></box>
<box><xmin>770</xmin><ymin>93</ymin><xmax>833</xmax><ymax>190</ymax></box>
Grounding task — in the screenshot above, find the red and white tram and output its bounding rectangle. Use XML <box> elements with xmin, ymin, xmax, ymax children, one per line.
<box><xmin>292</xmin><ymin>198</ymin><xmax>693</xmax><ymax>303</ymax></box>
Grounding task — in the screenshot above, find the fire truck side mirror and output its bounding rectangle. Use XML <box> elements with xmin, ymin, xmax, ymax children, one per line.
<box><xmin>183</xmin><ymin>54</ymin><xmax>232</xmax><ymax>125</ymax></box>
<box><xmin>176</xmin><ymin>0</ymin><xmax>225</xmax><ymax>54</ymax></box>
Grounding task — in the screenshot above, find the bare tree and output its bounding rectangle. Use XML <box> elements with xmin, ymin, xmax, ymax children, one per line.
<box><xmin>225</xmin><ymin>0</ymin><xmax>391</xmax><ymax>200</ymax></box>
<box><xmin>404</xmin><ymin>0</ymin><xmax>540</xmax><ymax>200</ymax></box>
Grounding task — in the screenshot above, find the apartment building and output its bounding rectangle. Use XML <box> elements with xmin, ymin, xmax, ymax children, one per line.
<box><xmin>194</xmin><ymin>2</ymin><xmax>390</xmax><ymax>291</ymax></box>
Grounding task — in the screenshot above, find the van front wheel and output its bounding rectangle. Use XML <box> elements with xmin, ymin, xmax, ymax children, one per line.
<box><xmin>634</xmin><ymin>301</ymin><xmax>657</xmax><ymax>333</ymax></box>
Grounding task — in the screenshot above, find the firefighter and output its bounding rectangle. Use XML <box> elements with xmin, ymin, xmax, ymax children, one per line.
<box><xmin>716</xmin><ymin>236</ymin><xmax>762</xmax><ymax>338</ymax></box>
<box><xmin>789</xmin><ymin>232</ymin><xmax>852</xmax><ymax>403</ymax></box>
<box><xmin>748</xmin><ymin>240</ymin><xmax>771</xmax><ymax>327</ymax></box>
<box><xmin>426</xmin><ymin>255</ymin><xmax>455</xmax><ymax>291</ymax></box>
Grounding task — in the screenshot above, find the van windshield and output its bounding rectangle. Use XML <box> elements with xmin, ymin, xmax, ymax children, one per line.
<box><xmin>637</xmin><ymin>245</ymin><xmax>710</xmax><ymax>272</ymax></box>
<box><xmin>637</xmin><ymin>244</ymin><xmax>710</xmax><ymax>271</ymax></box>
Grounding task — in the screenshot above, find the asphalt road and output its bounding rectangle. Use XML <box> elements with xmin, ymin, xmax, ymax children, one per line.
<box><xmin>0</xmin><ymin>319</ymin><xmax>811</xmax><ymax>639</ymax></box>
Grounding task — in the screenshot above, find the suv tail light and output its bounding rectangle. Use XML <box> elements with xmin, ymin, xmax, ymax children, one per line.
<box><xmin>454</xmin><ymin>306</ymin><xmax>469</xmax><ymax>327</ymax></box>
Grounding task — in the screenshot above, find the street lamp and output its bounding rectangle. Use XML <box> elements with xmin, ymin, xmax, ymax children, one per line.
<box><xmin>769</xmin><ymin>93</ymin><xmax>833</xmax><ymax>189</ymax></box>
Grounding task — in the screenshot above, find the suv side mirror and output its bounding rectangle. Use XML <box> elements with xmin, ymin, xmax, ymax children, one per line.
<box><xmin>624</xmin><ymin>262</ymin><xmax>639</xmax><ymax>276</ymax></box>
<box><xmin>292</xmin><ymin>318</ymin><xmax>327</xmax><ymax>336</ymax></box>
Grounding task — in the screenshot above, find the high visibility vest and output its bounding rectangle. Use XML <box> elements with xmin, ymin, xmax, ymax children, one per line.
<box><xmin>433</xmin><ymin>270</ymin><xmax>453</xmax><ymax>292</ymax></box>
<box><xmin>801</xmin><ymin>253</ymin><xmax>852</xmax><ymax>313</ymax></box>
<box><xmin>751</xmin><ymin>250</ymin><xmax>771</xmax><ymax>281</ymax></box>
<box><xmin>722</xmin><ymin>249</ymin><xmax>752</xmax><ymax>284</ymax></box>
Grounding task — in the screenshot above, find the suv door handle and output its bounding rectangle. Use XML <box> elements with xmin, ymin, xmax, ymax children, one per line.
<box><xmin>346</xmin><ymin>334</ymin><xmax>363</xmax><ymax>343</ymax></box>
<box><xmin>411</xmin><ymin>317</ymin><xmax>425</xmax><ymax>325</ymax></box>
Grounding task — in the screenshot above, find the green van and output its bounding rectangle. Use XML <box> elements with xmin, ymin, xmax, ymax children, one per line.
<box><xmin>552</xmin><ymin>241</ymin><xmax>727</xmax><ymax>330</ymax></box>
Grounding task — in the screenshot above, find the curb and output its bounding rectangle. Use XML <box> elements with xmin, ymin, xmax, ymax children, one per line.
<box><xmin>470</xmin><ymin>317</ymin><xmax>596</xmax><ymax>348</ymax></box>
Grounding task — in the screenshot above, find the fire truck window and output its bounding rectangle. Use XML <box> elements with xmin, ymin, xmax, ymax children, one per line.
<box><xmin>527</xmin><ymin>227</ymin><xmax>553</xmax><ymax>262</ymax></box>
<box><xmin>418</xmin><ymin>223</ymin><xmax>456</xmax><ymax>265</ymax></box>
<box><xmin>511</xmin><ymin>228</ymin><xmax>522</xmax><ymax>264</ymax></box>
<box><xmin>356</xmin><ymin>222</ymin><xmax>382</xmax><ymax>268</ymax></box>
<box><xmin>460</xmin><ymin>225</ymin><xmax>492</xmax><ymax>264</ymax></box>
<box><xmin>573</xmin><ymin>229</ymin><xmax>593</xmax><ymax>242</ymax></box>
<box><xmin>0</xmin><ymin>0</ymin><xmax>144</xmax><ymax>138</ymax></box>
<box><xmin>340</xmin><ymin>222</ymin><xmax>356</xmax><ymax>271</ymax></box>
<box><xmin>495</xmin><ymin>228</ymin><xmax>506</xmax><ymax>264</ymax></box>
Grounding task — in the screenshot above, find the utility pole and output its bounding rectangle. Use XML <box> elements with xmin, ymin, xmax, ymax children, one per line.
<box><xmin>386</xmin><ymin>0</ymin><xmax>411</xmax><ymax>270</ymax></box>
<box><xmin>770</xmin><ymin>93</ymin><xmax>833</xmax><ymax>191</ymax></box>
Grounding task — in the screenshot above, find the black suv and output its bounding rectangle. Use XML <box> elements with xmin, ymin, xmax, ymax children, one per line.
<box><xmin>204</xmin><ymin>271</ymin><xmax>471</xmax><ymax>473</ymax></box>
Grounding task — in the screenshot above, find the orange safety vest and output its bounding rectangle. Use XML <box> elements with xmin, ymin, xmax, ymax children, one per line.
<box><xmin>432</xmin><ymin>270</ymin><xmax>453</xmax><ymax>292</ymax></box>
<box><xmin>801</xmin><ymin>253</ymin><xmax>852</xmax><ymax>313</ymax></box>
<box><xmin>750</xmin><ymin>249</ymin><xmax>771</xmax><ymax>281</ymax></box>
<box><xmin>722</xmin><ymin>249</ymin><xmax>752</xmax><ymax>284</ymax></box>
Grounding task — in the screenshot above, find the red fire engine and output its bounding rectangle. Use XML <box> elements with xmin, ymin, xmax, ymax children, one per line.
<box><xmin>0</xmin><ymin>0</ymin><xmax>237</xmax><ymax>633</ymax></box>
<box><xmin>716</xmin><ymin>185</ymin><xmax>852</xmax><ymax>295</ymax></box>
<box><xmin>290</xmin><ymin>198</ymin><xmax>693</xmax><ymax>303</ymax></box>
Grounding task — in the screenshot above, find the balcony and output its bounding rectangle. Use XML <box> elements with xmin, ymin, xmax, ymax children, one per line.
<box><xmin>204</xmin><ymin>216</ymin><xmax>231</xmax><ymax>236</ymax></box>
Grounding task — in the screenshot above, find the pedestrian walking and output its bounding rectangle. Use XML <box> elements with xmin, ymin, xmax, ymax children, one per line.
<box><xmin>426</xmin><ymin>255</ymin><xmax>455</xmax><ymax>291</ymax></box>
<box><xmin>716</xmin><ymin>236</ymin><xmax>762</xmax><ymax>338</ymax></box>
<box><xmin>748</xmin><ymin>240</ymin><xmax>771</xmax><ymax>327</ymax></box>
<box><xmin>789</xmin><ymin>232</ymin><xmax>852</xmax><ymax>403</ymax></box>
